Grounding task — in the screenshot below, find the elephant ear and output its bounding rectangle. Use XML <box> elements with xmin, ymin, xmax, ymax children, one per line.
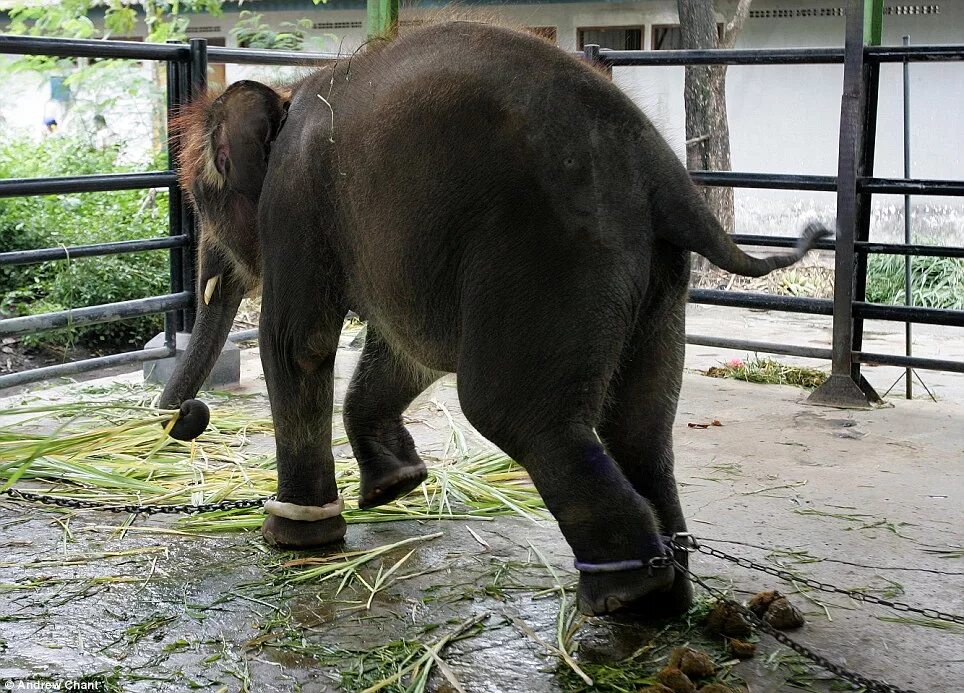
<box><xmin>207</xmin><ymin>80</ymin><xmax>287</xmax><ymax>201</ymax></box>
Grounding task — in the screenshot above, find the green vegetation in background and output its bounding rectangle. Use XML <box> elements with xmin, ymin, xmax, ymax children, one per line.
<box><xmin>866</xmin><ymin>251</ymin><xmax>964</xmax><ymax>310</ymax></box>
<box><xmin>230</xmin><ymin>11</ymin><xmax>312</xmax><ymax>51</ymax></box>
<box><xmin>0</xmin><ymin>136</ymin><xmax>169</xmax><ymax>351</ymax></box>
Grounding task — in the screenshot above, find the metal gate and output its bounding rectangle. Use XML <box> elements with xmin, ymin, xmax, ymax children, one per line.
<box><xmin>1</xmin><ymin>4</ymin><xmax>962</xmax><ymax>408</ymax></box>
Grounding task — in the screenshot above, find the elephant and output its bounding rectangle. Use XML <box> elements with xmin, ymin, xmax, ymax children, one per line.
<box><xmin>159</xmin><ymin>21</ymin><xmax>829</xmax><ymax>616</ymax></box>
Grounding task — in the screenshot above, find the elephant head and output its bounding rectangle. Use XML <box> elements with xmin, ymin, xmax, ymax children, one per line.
<box><xmin>160</xmin><ymin>80</ymin><xmax>286</xmax><ymax>440</ymax></box>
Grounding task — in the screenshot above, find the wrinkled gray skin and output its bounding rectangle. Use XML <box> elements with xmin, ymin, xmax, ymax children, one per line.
<box><xmin>160</xmin><ymin>22</ymin><xmax>829</xmax><ymax>616</ymax></box>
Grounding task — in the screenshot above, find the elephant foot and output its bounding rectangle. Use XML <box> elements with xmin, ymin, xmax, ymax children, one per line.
<box><xmin>359</xmin><ymin>458</ymin><xmax>428</xmax><ymax>509</ymax></box>
<box><xmin>577</xmin><ymin>565</ymin><xmax>690</xmax><ymax>617</ymax></box>
<box><xmin>261</xmin><ymin>514</ymin><xmax>347</xmax><ymax>549</ymax></box>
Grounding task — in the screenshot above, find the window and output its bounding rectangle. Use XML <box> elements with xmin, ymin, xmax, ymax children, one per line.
<box><xmin>577</xmin><ymin>27</ymin><xmax>643</xmax><ymax>51</ymax></box>
<box><xmin>526</xmin><ymin>26</ymin><xmax>558</xmax><ymax>44</ymax></box>
<box><xmin>651</xmin><ymin>23</ymin><xmax>724</xmax><ymax>50</ymax></box>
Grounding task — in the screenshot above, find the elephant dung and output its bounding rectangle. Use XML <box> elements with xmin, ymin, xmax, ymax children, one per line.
<box><xmin>697</xmin><ymin>685</ymin><xmax>739</xmax><ymax>693</ymax></box>
<box><xmin>655</xmin><ymin>667</ymin><xmax>697</xmax><ymax>693</ymax></box>
<box><xmin>641</xmin><ymin>685</ymin><xmax>676</xmax><ymax>693</ymax></box>
<box><xmin>748</xmin><ymin>590</ymin><xmax>806</xmax><ymax>630</ymax></box>
<box><xmin>705</xmin><ymin>602</ymin><xmax>752</xmax><ymax>638</ymax></box>
<box><xmin>726</xmin><ymin>638</ymin><xmax>757</xmax><ymax>659</ymax></box>
<box><xmin>668</xmin><ymin>646</ymin><xmax>716</xmax><ymax>679</ymax></box>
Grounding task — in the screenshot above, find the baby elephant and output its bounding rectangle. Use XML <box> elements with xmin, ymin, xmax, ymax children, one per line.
<box><xmin>160</xmin><ymin>21</ymin><xmax>829</xmax><ymax>616</ymax></box>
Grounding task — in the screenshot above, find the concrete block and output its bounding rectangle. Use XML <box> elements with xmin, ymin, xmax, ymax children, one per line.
<box><xmin>143</xmin><ymin>332</ymin><xmax>240</xmax><ymax>389</ymax></box>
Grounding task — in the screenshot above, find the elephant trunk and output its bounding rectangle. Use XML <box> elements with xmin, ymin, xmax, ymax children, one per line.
<box><xmin>159</xmin><ymin>270</ymin><xmax>246</xmax><ymax>441</ymax></box>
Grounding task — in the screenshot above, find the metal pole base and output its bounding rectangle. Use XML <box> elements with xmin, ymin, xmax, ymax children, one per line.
<box><xmin>807</xmin><ymin>374</ymin><xmax>875</xmax><ymax>409</ymax></box>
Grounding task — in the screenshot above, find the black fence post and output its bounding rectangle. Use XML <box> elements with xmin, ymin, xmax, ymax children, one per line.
<box><xmin>849</xmin><ymin>7</ymin><xmax>885</xmax><ymax>405</ymax></box>
<box><xmin>179</xmin><ymin>39</ymin><xmax>208</xmax><ymax>333</ymax></box>
<box><xmin>808</xmin><ymin>0</ymin><xmax>877</xmax><ymax>408</ymax></box>
<box><xmin>165</xmin><ymin>44</ymin><xmax>184</xmax><ymax>349</ymax></box>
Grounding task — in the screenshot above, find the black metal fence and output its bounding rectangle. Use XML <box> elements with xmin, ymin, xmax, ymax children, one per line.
<box><xmin>0</xmin><ymin>9</ymin><xmax>962</xmax><ymax>406</ymax></box>
<box><xmin>0</xmin><ymin>36</ymin><xmax>338</xmax><ymax>389</ymax></box>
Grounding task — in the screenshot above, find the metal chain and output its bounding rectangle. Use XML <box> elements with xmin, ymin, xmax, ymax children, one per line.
<box><xmin>3</xmin><ymin>489</ymin><xmax>960</xmax><ymax>628</ymax></box>
<box><xmin>2</xmin><ymin>487</ymin><xmax>273</xmax><ymax>515</ymax></box>
<box><xmin>695</xmin><ymin>541</ymin><xmax>964</xmax><ymax>625</ymax></box>
<box><xmin>671</xmin><ymin>557</ymin><xmax>917</xmax><ymax>693</ymax></box>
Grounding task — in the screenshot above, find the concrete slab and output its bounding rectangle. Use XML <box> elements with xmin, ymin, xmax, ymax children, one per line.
<box><xmin>0</xmin><ymin>324</ymin><xmax>961</xmax><ymax>692</ymax></box>
<box><xmin>142</xmin><ymin>331</ymin><xmax>241</xmax><ymax>389</ymax></box>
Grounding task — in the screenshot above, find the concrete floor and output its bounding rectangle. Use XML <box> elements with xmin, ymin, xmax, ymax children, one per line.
<box><xmin>1</xmin><ymin>320</ymin><xmax>962</xmax><ymax>692</ymax></box>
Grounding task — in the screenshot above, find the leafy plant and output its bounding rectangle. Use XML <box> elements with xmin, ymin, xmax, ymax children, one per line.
<box><xmin>706</xmin><ymin>357</ymin><xmax>828</xmax><ymax>389</ymax></box>
<box><xmin>866</xmin><ymin>250</ymin><xmax>964</xmax><ymax>310</ymax></box>
<box><xmin>230</xmin><ymin>11</ymin><xmax>313</xmax><ymax>51</ymax></box>
<box><xmin>0</xmin><ymin>136</ymin><xmax>169</xmax><ymax>350</ymax></box>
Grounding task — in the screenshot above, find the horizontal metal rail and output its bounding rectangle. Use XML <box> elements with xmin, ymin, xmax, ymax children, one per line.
<box><xmin>854</xmin><ymin>301</ymin><xmax>964</xmax><ymax>328</ymax></box>
<box><xmin>865</xmin><ymin>45</ymin><xmax>964</xmax><ymax>63</ymax></box>
<box><xmin>855</xmin><ymin>351</ymin><xmax>964</xmax><ymax>375</ymax></box>
<box><xmin>4</xmin><ymin>35</ymin><xmax>956</xmax><ymax>69</ymax></box>
<box><xmin>0</xmin><ymin>172</ymin><xmax>176</xmax><ymax>198</ymax></box>
<box><xmin>206</xmin><ymin>45</ymin><xmax>343</xmax><ymax>66</ymax></box>
<box><xmin>730</xmin><ymin>234</ymin><xmax>834</xmax><ymax>250</ymax></box>
<box><xmin>599</xmin><ymin>47</ymin><xmax>845</xmax><ymax>66</ymax></box>
<box><xmin>855</xmin><ymin>241</ymin><xmax>964</xmax><ymax>258</ymax></box>
<box><xmin>0</xmin><ymin>236</ymin><xmax>189</xmax><ymax>267</ymax></box>
<box><xmin>690</xmin><ymin>171</ymin><xmax>964</xmax><ymax>196</ymax></box>
<box><xmin>686</xmin><ymin>334</ymin><xmax>833</xmax><ymax>360</ymax></box>
<box><xmin>690</xmin><ymin>289</ymin><xmax>963</xmax><ymax>327</ymax></box>
<box><xmin>685</xmin><ymin>335</ymin><xmax>964</xmax><ymax>375</ymax></box>
<box><xmin>730</xmin><ymin>234</ymin><xmax>964</xmax><ymax>259</ymax></box>
<box><xmin>860</xmin><ymin>177</ymin><xmax>964</xmax><ymax>196</ymax></box>
<box><xmin>0</xmin><ymin>34</ymin><xmax>187</xmax><ymax>60</ymax></box>
<box><xmin>689</xmin><ymin>289</ymin><xmax>834</xmax><ymax>315</ymax></box>
<box><xmin>690</xmin><ymin>171</ymin><xmax>836</xmax><ymax>191</ymax></box>
<box><xmin>0</xmin><ymin>347</ymin><xmax>173</xmax><ymax>390</ymax></box>
<box><xmin>0</xmin><ymin>293</ymin><xmax>192</xmax><ymax>338</ymax></box>
<box><xmin>0</xmin><ymin>329</ymin><xmax>258</xmax><ymax>391</ymax></box>
<box><xmin>593</xmin><ymin>44</ymin><xmax>964</xmax><ymax>67</ymax></box>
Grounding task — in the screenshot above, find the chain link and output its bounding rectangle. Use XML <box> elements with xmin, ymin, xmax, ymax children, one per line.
<box><xmin>2</xmin><ymin>487</ymin><xmax>273</xmax><ymax>515</ymax></box>
<box><xmin>671</xmin><ymin>557</ymin><xmax>917</xmax><ymax>693</ymax></box>
<box><xmin>695</xmin><ymin>541</ymin><xmax>964</xmax><ymax>626</ymax></box>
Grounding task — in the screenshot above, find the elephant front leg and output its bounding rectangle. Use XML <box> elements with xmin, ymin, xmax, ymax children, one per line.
<box><xmin>260</xmin><ymin>309</ymin><xmax>347</xmax><ymax>549</ymax></box>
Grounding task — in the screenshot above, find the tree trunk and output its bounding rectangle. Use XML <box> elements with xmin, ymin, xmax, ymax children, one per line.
<box><xmin>677</xmin><ymin>0</ymin><xmax>752</xmax><ymax>281</ymax></box>
<box><xmin>677</xmin><ymin>0</ymin><xmax>733</xmax><ymax>235</ymax></box>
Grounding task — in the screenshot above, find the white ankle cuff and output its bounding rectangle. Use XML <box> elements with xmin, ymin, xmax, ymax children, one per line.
<box><xmin>264</xmin><ymin>497</ymin><xmax>344</xmax><ymax>521</ymax></box>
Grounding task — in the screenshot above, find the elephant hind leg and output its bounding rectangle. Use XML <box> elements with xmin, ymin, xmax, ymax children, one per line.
<box><xmin>455</xmin><ymin>306</ymin><xmax>677</xmax><ymax>616</ymax></box>
<box><xmin>597</xmin><ymin>264</ymin><xmax>693</xmax><ymax>617</ymax></box>
<box><xmin>344</xmin><ymin>326</ymin><xmax>440</xmax><ymax>509</ymax></box>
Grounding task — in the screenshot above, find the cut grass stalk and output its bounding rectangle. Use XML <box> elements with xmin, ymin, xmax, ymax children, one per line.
<box><xmin>0</xmin><ymin>401</ymin><xmax>545</xmax><ymax>531</ymax></box>
<box><xmin>281</xmin><ymin>532</ymin><xmax>443</xmax><ymax>590</ymax></box>
<box><xmin>360</xmin><ymin>613</ymin><xmax>487</xmax><ymax>693</ymax></box>
<box><xmin>528</xmin><ymin>542</ymin><xmax>592</xmax><ymax>686</ymax></box>
<box><xmin>706</xmin><ymin>356</ymin><xmax>828</xmax><ymax>389</ymax></box>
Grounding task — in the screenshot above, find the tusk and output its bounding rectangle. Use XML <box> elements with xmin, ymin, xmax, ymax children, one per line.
<box><xmin>203</xmin><ymin>275</ymin><xmax>220</xmax><ymax>305</ymax></box>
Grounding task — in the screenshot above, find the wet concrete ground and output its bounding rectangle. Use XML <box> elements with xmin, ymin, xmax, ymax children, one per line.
<box><xmin>1</xmin><ymin>322</ymin><xmax>962</xmax><ymax>692</ymax></box>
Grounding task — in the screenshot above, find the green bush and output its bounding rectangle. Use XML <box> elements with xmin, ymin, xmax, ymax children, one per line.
<box><xmin>866</xmin><ymin>250</ymin><xmax>964</xmax><ymax>310</ymax></box>
<box><xmin>0</xmin><ymin>135</ymin><xmax>170</xmax><ymax>351</ymax></box>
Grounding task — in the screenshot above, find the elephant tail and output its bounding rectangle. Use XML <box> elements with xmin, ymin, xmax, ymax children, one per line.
<box><xmin>650</xmin><ymin>160</ymin><xmax>832</xmax><ymax>277</ymax></box>
<box><xmin>680</xmin><ymin>218</ymin><xmax>831</xmax><ymax>278</ymax></box>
